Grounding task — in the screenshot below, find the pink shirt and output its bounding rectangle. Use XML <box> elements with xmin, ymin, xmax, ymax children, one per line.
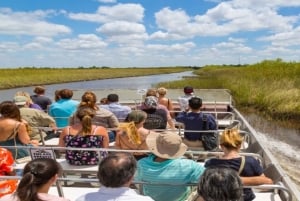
<box><xmin>0</xmin><ymin>193</ymin><xmax>70</xmax><ymax>201</ymax></box>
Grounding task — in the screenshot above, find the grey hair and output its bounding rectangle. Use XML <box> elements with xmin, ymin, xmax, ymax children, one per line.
<box><xmin>197</xmin><ymin>167</ymin><xmax>243</xmax><ymax>201</ymax></box>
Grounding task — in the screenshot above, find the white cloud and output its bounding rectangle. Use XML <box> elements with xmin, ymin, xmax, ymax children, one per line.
<box><xmin>69</xmin><ymin>3</ymin><xmax>144</xmax><ymax>23</ymax></box>
<box><xmin>259</xmin><ymin>26</ymin><xmax>300</xmax><ymax>47</ymax></box>
<box><xmin>152</xmin><ymin>1</ymin><xmax>299</xmax><ymax>40</ymax></box>
<box><xmin>56</xmin><ymin>34</ymin><xmax>107</xmax><ymax>50</ymax></box>
<box><xmin>0</xmin><ymin>8</ymin><xmax>71</xmax><ymax>36</ymax></box>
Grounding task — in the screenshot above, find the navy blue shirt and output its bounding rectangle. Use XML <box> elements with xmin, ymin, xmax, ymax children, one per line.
<box><xmin>205</xmin><ymin>156</ymin><xmax>263</xmax><ymax>201</ymax></box>
<box><xmin>175</xmin><ymin>112</ymin><xmax>217</xmax><ymax>140</ymax></box>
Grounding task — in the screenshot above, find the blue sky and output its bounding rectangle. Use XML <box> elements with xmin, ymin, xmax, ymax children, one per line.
<box><xmin>0</xmin><ymin>0</ymin><xmax>300</xmax><ymax>68</ymax></box>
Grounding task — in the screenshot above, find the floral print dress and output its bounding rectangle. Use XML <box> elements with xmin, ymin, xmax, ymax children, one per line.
<box><xmin>64</xmin><ymin>127</ymin><xmax>106</xmax><ymax>165</ymax></box>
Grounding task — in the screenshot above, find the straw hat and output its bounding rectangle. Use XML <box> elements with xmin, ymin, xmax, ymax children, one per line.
<box><xmin>146</xmin><ymin>131</ymin><xmax>187</xmax><ymax>159</ymax></box>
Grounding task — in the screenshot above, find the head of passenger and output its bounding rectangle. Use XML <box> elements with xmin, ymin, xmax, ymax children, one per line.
<box><xmin>157</xmin><ymin>87</ymin><xmax>167</xmax><ymax>96</ymax></box>
<box><xmin>197</xmin><ymin>167</ymin><xmax>243</xmax><ymax>201</ymax></box>
<box><xmin>144</xmin><ymin>96</ymin><xmax>158</xmax><ymax>109</ymax></box>
<box><xmin>59</xmin><ymin>89</ymin><xmax>73</xmax><ymax>100</ymax></box>
<box><xmin>97</xmin><ymin>152</ymin><xmax>137</xmax><ymax>187</ymax></box>
<box><xmin>79</xmin><ymin>91</ymin><xmax>98</xmax><ymax>109</ymax></box>
<box><xmin>126</xmin><ymin>110</ymin><xmax>147</xmax><ymax>125</ymax></box>
<box><xmin>188</xmin><ymin>97</ymin><xmax>202</xmax><ymax>110</ymax></box>
<box><xmin>76</xmin><ymin>106</ymin><xmax>96</xmax><ymax>135</ymax></box>
<box><xmin>16</xmin><ymin>158</ymin><xmax>62</xmax><ymax>201</ymax></box>
<box><xmin>220</xmin><ymin>128</ymin><xmax>243</xmax><ymax>151</ymax></box>
<box><xmin>146</xmin><ymin>88</ymin><xmax>157</xmax><ymax>97</ymax></box>
<box><xmin>0</xmin><ymin>101</ymin><xmax>22</xmax><ymax>122</ymax></box>
<box><xmin>146</xmin><ymin>131</ymin><xmax>187</xmax><ymax>159</ymax></box>
<box><xmin>33</xmin><ymin>86</ymin><xmax>46</xmax><ymax>95</ymax></box>
<box><xmin>118</xmin><ymin>110</ymin><xmax>148</xmax><ymax>145</ymax></box>
<box><xmin>183</xmin><ymin>86</ymin><xmax>194</xmax><ymax>95</ymax></box>
<box><xmin>107</xmin><ymin>94</ymin><xmax>119</xmax><ymax>103</ymax></box>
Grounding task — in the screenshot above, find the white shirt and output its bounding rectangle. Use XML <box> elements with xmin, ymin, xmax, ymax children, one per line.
<box><xmin>75</xmin><ymin>187</ymin><xmax>154</xmax><ymax>201</ymax></box>
<box><xmin>178</xmin><ymin>94</ymin><xmax>194</xmax><ymax>111</ymax></box>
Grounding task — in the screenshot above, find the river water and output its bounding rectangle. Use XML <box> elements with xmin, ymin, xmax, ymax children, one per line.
<box><xmin>0</xmin><ymin>71</ymin><xmax>299</xmax><ymax>189</ymax></box>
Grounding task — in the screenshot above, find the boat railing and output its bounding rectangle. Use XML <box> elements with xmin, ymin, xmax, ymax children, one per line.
<box><xmin>0</xmin><ymin>175</ymin><xmax>292</xmax><ymax>201</ymax></box>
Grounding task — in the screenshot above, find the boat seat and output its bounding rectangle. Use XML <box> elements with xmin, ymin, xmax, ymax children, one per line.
<box><xmin>254</xmin><ymin>192</ymin><xmax>282</xmax><ymax>201</ymax></box>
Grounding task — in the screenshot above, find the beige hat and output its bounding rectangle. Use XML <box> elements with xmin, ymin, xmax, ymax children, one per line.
<box><xmin>13</xmin><ymin>96</ymin><xmax>28</xmax><ymax>105</ymax></box>
<box><xmin>146</xmin><ymin>131</ymin><xmax>187</xmax><ymax>159</ymax></box>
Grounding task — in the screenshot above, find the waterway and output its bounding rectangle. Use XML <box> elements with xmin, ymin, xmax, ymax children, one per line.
<box><xmin>0</xmin><ymin>71</ymin><xmax>299</xmax><ymax>189</ymax></box>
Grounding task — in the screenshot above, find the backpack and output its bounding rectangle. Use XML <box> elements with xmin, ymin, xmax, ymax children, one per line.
<box><xmin>201</xmin><ymin>114</ymin><xmax>219</xmax><ymax>151</ymax></box>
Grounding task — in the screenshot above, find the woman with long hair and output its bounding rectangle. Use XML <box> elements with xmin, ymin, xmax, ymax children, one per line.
<box><xmin>115</xmin><ymin>110</ymin><xmax>153</xmax><ymax>160</ymax></box>
<box><xmin>59</xmin><ymin>106</ymin><xmax>109</xmax><ymax>165</ymax></box>
<box><xmin>0</xmin><ymin>158</ymin><xmax>69</xmax><ymax>201</ymax></box>
<box><xmin>0</xmin><ymin>101</ymin><xmax>38</xmax><ymax>159</ymax></box>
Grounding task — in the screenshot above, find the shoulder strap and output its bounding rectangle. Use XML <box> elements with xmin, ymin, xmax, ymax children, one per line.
<box><xmin>238</xmin><ymin>156</ymin><xmax>245</xmax><ymax>175</ymax></box>
<box><xmin>92</xmin><ymin>126</ymin><xmax>98</xmax><ymax>135</ymax></box>
<box><xmin>201</xmin><ymin>113</ymin><xmax>208</xmax><ymax>130</ymax></box>
<box><xmin>7</xmin><ymin>123</ymin><xmax>21</xmax><ymax>140</ymax></box>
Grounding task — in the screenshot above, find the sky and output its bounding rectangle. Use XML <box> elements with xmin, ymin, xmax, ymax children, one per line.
<box><xmin>0</xmin><ymin>0</ymin><xmax>300</xmax><ymax>68</ymax></box>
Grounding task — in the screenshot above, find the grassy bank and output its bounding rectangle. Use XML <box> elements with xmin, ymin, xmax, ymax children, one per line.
<box><xmin>0</xmin><ymin>67</ymin><xmax>190</xmax><ymax>89</ymax></box>
<box><xmin>157</xmin><ymin>59</ymin><xmax>300</xmax><ymax>128</ymax></box>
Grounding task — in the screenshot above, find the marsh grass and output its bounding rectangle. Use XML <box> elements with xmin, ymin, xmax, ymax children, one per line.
<box><xmin>0</xmin><ymin>67</ymin><xmax>189</xmax><ymax>89</ymax></box>
<box><xmin>157</xmin><ymin>59</ymin><xmax>300</xmax><ymax>126</ymax></box>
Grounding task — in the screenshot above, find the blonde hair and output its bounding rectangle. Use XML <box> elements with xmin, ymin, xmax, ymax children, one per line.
<box><xmin>118</xmin><ymin>122</ymin><xmax>141</xmax><ymax>145</ymax></box>
<box><xmin>157</xmin><ymin>87</ymin><xmax>167</xmax><ymax>95</ymax></box>
<box><xmin>15</xmin><ymin>91</ymin><xmax>33</xmax><ymax>104</ymax></box>
<box><xmin>220</xmin><ymin>128</ymin><xmax>243</xmax><ymax>150</ymax></box>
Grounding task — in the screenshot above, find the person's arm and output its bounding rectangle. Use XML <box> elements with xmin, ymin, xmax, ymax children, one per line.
<box><xmin>17</xmin><ymin>123</ymin><xmax>31</xmax><ymax>144</ymax></box>
<box><xmin>96</xmin><ymin>126</ymin><xmax>109</xmax><ymax>148</ymax></box>
<box><xmin>58</xmin><ymin>127</ymin><xmax>68</xmax><ymax>147</ymax></box>
<box><xmin>240</xmin><ymin>174</ymin><xmax>273</xmax><ymax>185</ymax></box>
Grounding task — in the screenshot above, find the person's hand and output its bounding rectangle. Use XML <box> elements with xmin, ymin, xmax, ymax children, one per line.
<box><xmin>30</xmin><ymin>140</ymin><xmax>39</xmax><ymax>146</ymax></box>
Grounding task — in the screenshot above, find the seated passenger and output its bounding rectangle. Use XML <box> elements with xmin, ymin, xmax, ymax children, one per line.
<box><xmin>14</xmin><ymin>95</ymin><xmax>57</xmax><ymax>142</ymax></box>
<box><xmin>115</xmin><ymin>110</ymin><xmax>152</xmax><ymax>160</ymax></box>
<box><xmin>49</xmin><ymin>89</ymin><xmax>79</xmax><ymax>128</ymax></box>
<box><xmin>1</xmin><ymin>158</ymin><xmax>70</xmax><ymax>201</ymax></box>
<box><xmin>0</xmin><ymin>101</ymin><xmax>39</xmax><ymax>159</ymax></box>
<box><xmin>100</xmin><ymin>93</ymin><xmax>131</xmax><ymax>122</ymax></box>
<box><xmin>14</xmin><ymin>91</ymin><xmax>43</xmax><ymax>110</ymax></box>
<box><xmin>70</xmin><ymin>91</ymin><xmax>119</xmax><ymax>142</ymax></box>
<box><xmin>197</xmin><ymin>167</ymin><xmax>243</xmax><ymax>201</ymax></box>
<box><xmin>136</xmin><ymin>131</ymin><xmax>205</xmax><ymax>201</ymax></box>
<box><xmin>141</xmin><ymin>96</ymin><xmax>168</xmax><ymax>130</ymax></box>
<box><xmin>176</xmin><ymin>97</ymin><xmax>217</xmax><ymax>149</ymax></box>
<box><xmin>0</xmin><ymin>148</ymin><xmax>17</xmax><ymax>198</ymax></box>
<box><xmin>75</xmin><ymin>152</ymin><xmax>154</xmax><ymax>201</ymax></box>
<box><xmin>59</xmin><ymin>107</ymin><xmax>109</xmax><ymax>165</ymax></box>
<box><xmin>205</xmin><ymin>128</ymin><xmax>273</xmax><ymax>201</ymax></box>
<box><xmin>30</xmin><ymin>86</ymin><xmax>52</xmax><ymax>112</ymax></box>
<box><xmin>138</xmin><ymin>89</ymin><xmax>175</xmax><ymax>129</ymax></box>
<box><xmin>157</xmin><ymin>87</ymin><xmax>175</xmax><ymax>118</ymax></box>
<box><xmin>178</xmin><ymin>86</ymin><xmax>195</xmax><ymax>112</ymax></box>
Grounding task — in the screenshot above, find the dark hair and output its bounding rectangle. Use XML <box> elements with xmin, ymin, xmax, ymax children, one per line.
<box><xmin>59</xmin><ymin>89</ymin><xmax>73</xmax><ymax>99</ymax></box>
<box><xmin>76</xmin><ymin>106</ymin><xmax>96</xmax><ymax>135</ymax></box>
<box><xmin>188</xmin><ymin>97</ymin><xmax>202</xmax><ymax>110</ymax></box>
<box><xmin>98</xmin><ymin>152</ymin><xmax>136</xmax><ymax>187</ymax></box>
<box><xmin>107</xmin><ymin>94</ymin><xmax>119</xmax><ymax>102</ymax></box>
<box><xmin>33</xmin><ymin>86</ymin><xmax>45</xmax><ymax>94</ymax></box>
<box><xmin>197</xmin><ymin>167</ymin><xmax>243</xmax><ymax>201</ymax></box>
<box><xmin>0</xmin><ymin>101</ymin><xmax>22</xmax><ymax>122</ymax></box>
<box><xmin>16</xmin><ymin>158</ymin><xmax>62</xmax><ymax>201</ymax></box>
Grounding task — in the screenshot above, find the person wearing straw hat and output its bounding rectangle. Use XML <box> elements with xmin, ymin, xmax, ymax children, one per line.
<box><xmin>136</xmin><ymin>131</ymin><xmax>205</xmax><ymax>201</ymax></box>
